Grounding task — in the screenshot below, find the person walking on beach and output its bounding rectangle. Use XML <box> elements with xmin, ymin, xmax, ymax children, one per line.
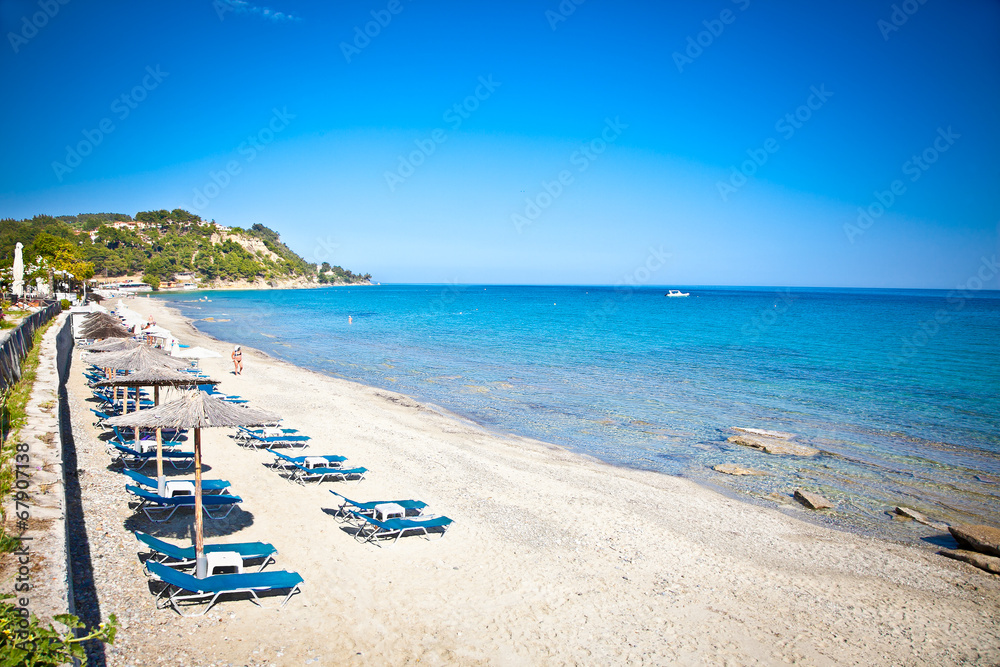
<box><xmin>231</xmin><ymin>345</ymin><xmax>243</xmax><ymax>375</ymax></box>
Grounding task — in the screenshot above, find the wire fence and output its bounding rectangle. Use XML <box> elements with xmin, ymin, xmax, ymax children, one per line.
<box><xmin>0</xmin><ymin>301</ymin><xmax>62</xmax><ymax>393</ymax></box>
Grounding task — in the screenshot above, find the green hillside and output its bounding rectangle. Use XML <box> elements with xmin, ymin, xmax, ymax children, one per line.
<box><xmin>0</xmin><ymin>210</ymin><xmax>371</xmax><ymax>290</ymax></box>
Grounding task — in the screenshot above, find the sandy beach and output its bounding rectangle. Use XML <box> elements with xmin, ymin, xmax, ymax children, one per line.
<box><xmin>63</xmin><ymin>296</ymin><xmax>1000</xmax><ymax>666</ymax></box>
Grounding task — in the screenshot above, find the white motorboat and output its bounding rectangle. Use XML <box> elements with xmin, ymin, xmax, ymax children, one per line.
<box><xmin>666</xmin><ymin>289</ymin><xmax>689</xmax><ymax>297</ymax></box>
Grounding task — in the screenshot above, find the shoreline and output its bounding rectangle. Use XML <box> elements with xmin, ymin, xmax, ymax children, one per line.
<box><xmin>63</xmin><ymin>295</ymin><xmax>1000</xmax><ymax>665</ymax></box>
<box><xmin>150</xmin><ymin>293</ymin><xmax>971</xmax><ymax>549</ymax></box>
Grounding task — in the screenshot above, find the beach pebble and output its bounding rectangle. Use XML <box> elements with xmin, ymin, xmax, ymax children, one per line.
<box><xmin>794</xmin><ymin>489</ymin><xmax>833</xmax><ymax>510</ymax></box>
<box><xmin>728</xmin><ymin>434</ymin><xmax>819</xmax><ymax>456</ymax></box>
<box><xmin>939</xmin><ymin>549</ymin><xmax>1000</xmax><ymax>575</ymax></box>
<box><xmin>712</xmin><ymin>463</ymin><xmax>767</xmax><ymax>476</ymax></box>
<box><xmin>948</xmin><ymin>524</ymin><xmax>1000</xmax><ymax>558</ymax></box>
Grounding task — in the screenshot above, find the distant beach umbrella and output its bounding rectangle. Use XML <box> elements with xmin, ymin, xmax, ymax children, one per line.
<box><xmin>86</xmin><ymin>344</ymin><xmax>195</xmax><ymax>464</ymax></box>
<box><xmin>106</xmin><ymin>390</ymin><xmax>279</xmax><ymax>578</ymax></box>
<box><xmin>83</xmin><ymin>311</ymin><xmax>122</xmax><ymax>325</ymax></box>
<box><xmin>115</xmin><ymin>305</ymin><xmax>143</xmax><ymax>330</ymax></box>
<box><xmin>83</xmin><ymin>344</ymin><xmax>191</xmax><ymax>371</ymax></box>
<box><xmin>79</xmin><ymin>320</ymin><xmax>132</xmax><ymax>339</ymax></box>
<box><xmin>94</xmin><ymin>368</ymin><xmax>220</xmax><ymax>494</ymax></box>
<box><xmin>172</xmin><ymin>345</ymin><xmax>222</xmax><ymax>360</ymax></box>
<box><xmin>91</xmin><ymin>365</ymin><xmax>218</xmax><ymax>389</ymax></box>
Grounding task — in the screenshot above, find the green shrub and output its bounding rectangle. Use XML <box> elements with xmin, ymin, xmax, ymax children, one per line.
<box><xmin>58</xmin><ymin>300</ymin><xmax>70</xmax><ymax>311</ymax></box>
<box><xmin>0</xmin><ymin>596</ymin><xmax>117</xmax><ymax>666</ymax></box>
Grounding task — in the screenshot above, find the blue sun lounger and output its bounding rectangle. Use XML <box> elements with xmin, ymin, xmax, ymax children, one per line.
<box><xmin>91</xmin><ymin>408</ymin><xmax>114</xmax><ymax>427</ymax></box>
<box><xmin>349</xmin><ymin>511</ymin><xmax>453</xmax><ymax>546</ymax></box>
<box><xmin>328</xmin><ymin>490</ymin><xmax>427</xmax><ymax>522</ymax></box>
<box><xmin>99</xmin><ymin>393</ymin><xmax>154</xmax><ymax>411</ymax></box>
<box><xmin>111</xmin><ymin>424</ymin><xmax>187</xmax><ymax>444</ymax></box>
<box><xmin>111</xmin><ymin>443</ymin><xmax>194</xmax><ymax>470</ymax></box>
<box><xmin>200</xmin><ymin>386</ymin><xmax>249</xmax><ymax>404</ymax></box>
<box><xmin>235</xmin><ymin>429</ymin><xmax>311</xmax><ymax>449</ymax></box>
<box><xmin>134</xmin><ymin>531</ymin><xmax>276</xmax><ymax>573</ymax></box>
<box><xmin>120</xmin><ymin>469</ymin><xmax>232</xmax><ymax>494</ymax></box>
<box><xmin>146</xmin><ymin>560</ymin><xmax>302</xmax><ymax>616</ymax></box>
<box><xmin>126</xmin><ymin>485</ymin><xmax>242</xmax><ymax>521</ymax></box>
<box><xmin>266</xmin><ymin>449</ymin><xmax>346</xmax><ymax>470</ymax></box>
<box><xmin>235</xmin><ymin>426</ymin><xmax>300</xmax><ymax>444</ymax></box>
<box><xmin>285</xmin><ymin>462</ymin><xmax>366</xmax><ymax>485</ymax></box>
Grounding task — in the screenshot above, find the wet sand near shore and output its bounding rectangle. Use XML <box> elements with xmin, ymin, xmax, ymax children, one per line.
<box><xmin>66</xmin><ymin>295</ymin><xmax>1000</xmax><ymax>666</ymax></box>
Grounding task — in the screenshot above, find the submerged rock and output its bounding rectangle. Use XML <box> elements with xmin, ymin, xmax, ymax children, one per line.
<box><xmin>794</xmin><ymin>489</ymin><xmax>833</xmax><ymax>510</ymax></box>
<box><xmin>948</xmin><ymin>524</ymin><xmax>1000</xmax><ymax>558</ymax></box>
<box><xmin>727</xmin><ymin>434</ymin><xmax>819</xmax><ymax>456</ymax></box>
<box><xmin>939</xmin><ymin>549</ymin><xmax>1000</xmax><ymax>575</ymax></box>
<box><xmin>894</xmin><ymin>506</ymin><xmax>949</xmax><ymax>531</ymax></box>
<box><xmin>713</xmin><ymin>463</ymin><xmax>767</xmax><ymax>476</ymax></box>
<box><xmin>733</xmin><ymin>427</ymin><xmax>795</xmax><ymax>440</ymax></box>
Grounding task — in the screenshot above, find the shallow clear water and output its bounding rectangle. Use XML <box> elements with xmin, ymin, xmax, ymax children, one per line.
<box><xmin>155</xmin><ymin>285</ymin><xmax>1000</xmax><ymax>541</ymax></box>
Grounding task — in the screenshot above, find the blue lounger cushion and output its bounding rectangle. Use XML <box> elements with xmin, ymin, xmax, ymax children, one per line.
<box><xmin>120</xmin><ymin>469</ymin><xmax>231</xmax><ymax>493</ymax></box>
<box><xmin>286</xmin><ymin>463</ymin><xmax>366</xmax><ymax>484</ymax></box>
<box><xmin>126</xmin><ymin>485</ymin><xmax>242</xmax><ymax>521</ymax></box>
<box><xmin>111</xmin><ymin>443</ymin><xmax>194</xmax><ymax>470</ymax></box>
<box><xmin>134</xmin><ymin>531</ymin><xmax>276</xmax><ymax>571</ymax></box>
<box><xmin>268</xmin><ymin>449</ymin><xmax>346</xmax><ymax>467</ymax></box>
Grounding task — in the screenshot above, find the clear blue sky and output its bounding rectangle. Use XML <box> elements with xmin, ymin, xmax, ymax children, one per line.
<box><xmin>1</xmin><ymin>0</ymin><xmax>998</xmax><ymax>288</ymax></box>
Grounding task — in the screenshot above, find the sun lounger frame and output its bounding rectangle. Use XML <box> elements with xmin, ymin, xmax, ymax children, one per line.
<box><xmin>111</xmin><ymin>443</ymin><xmax>194</xmax><ymax>470</ymax></box>
<box><xmin>147</xmin><ymin>561</ymin><xmax>302</xmax><ymax>617</ymax></box>
<box><xmin>120</xmin><ymin>469</ymin><xmax>231</xmax><ymax>494</ymax></box>
<box><xmin>349</xmin><ymin>510</ymin><xmax>452</xmax><ymax>546</ymax></box>
<box><xmin>286</xmin><ymin>462</ymin><xmax>366</xmax><ymax>485</ymax></box>
<box><xmin>328</xmin><ymin>490</ymin><xmax>427</xmax><ymax>522</ymax></box>
<box><xmin>266</xmin><ymin>449</ymin><xmax>347</xmax><ymax>471</ymax></box>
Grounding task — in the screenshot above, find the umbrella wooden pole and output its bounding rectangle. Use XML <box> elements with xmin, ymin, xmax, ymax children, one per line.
<box><xmin>155</xmin><ymin>428</ymin><xmax>165</xmax><ymax>495</ymax></box>
<box><xmin>154</xmin><ymin>386</ymin><xmax>165</xmax><ymax>495</ymax></box>
<box><xmin>133</xmin><ymin>389</ymin><xmax>140</xmax><ymax>445</ymax></box>
<box><xmin>194</xmin><ymin>428</ymin><xmax>206</xmax><ymax>578</ymax></box>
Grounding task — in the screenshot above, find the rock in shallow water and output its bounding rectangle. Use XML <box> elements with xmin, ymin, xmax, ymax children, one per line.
<box><xmin>713</xmin><ymin>463</ymin><xmax>767</xmax><ymax>476</ymax></box>
<box><xmin>727</xmin><ymin>434</ymin><xmax>819</xmax><ymax>456</ymax></box>
<box><xmin>733</xmin><ymin>427</ymin><xmax>795</xmax><ymax>440</ymax></box>
<box><xmin>794</xmin><ymin>489</ymin><xmax>833</xmax><ymax>510</ymax></box>
<box><xmin>939</xmin><ymin>549</ymin><xmax>1000</xmax><ymax>575</ymax></box>
<box><xmin>894</xmin><ymin>506</ymin><xmax>949</xmax><ymax>531</ymax></box>
<box><xmin>949</xmin><ymin>524</ymin><xmax>1000</xmax><ymax>558</ymax></box>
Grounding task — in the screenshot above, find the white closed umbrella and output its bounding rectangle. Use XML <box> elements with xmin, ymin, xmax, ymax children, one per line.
<box><xmin>12</xmin><ymin>242</ymin><xmax>24</xmax><ymax>297</ymax></box>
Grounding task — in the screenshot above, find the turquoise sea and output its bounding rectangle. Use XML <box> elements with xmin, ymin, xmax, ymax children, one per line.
<box><xmin>155</xmin><ymin>285</ymin><xmax>1000</xmax><ymax>542</ymax></box>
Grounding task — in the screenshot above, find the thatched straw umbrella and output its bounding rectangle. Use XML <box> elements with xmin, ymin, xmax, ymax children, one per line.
<box><xmin>79</xmin><ymin>320</ymin><xmax>131</xmax><ymax>339</ymax></box>
<box><xmin>83</xmin><ymin>344</ymin><xmax>192</xmax><ymax>371</ymax></box>
<box><xmin>83</xmin><ymin>311</ymin><xmax>121</xmax><ymax>323</ymax></box>
<box><xmin>81</xmin><ymin>311</ymin><xmax>127</xmax><ymax>331</ymax></box>
<box><xmin>93</xmin><ymin>367</ymin><xmax>220</xmax><ymax>495</ymax></box>
<box><xmin>84</xmin><ymin>345</ymin><xmax>194</xmax><ymax>444</ymax></box>
<box><xmin>86</xmin><ymin>338</ymin><xmax>142</xmax><ymax>353</ymax></box>
<box><xmin>106</xmin><ymin>391</ymin><xmax>279</xmax><ymax>577</ymax></box>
